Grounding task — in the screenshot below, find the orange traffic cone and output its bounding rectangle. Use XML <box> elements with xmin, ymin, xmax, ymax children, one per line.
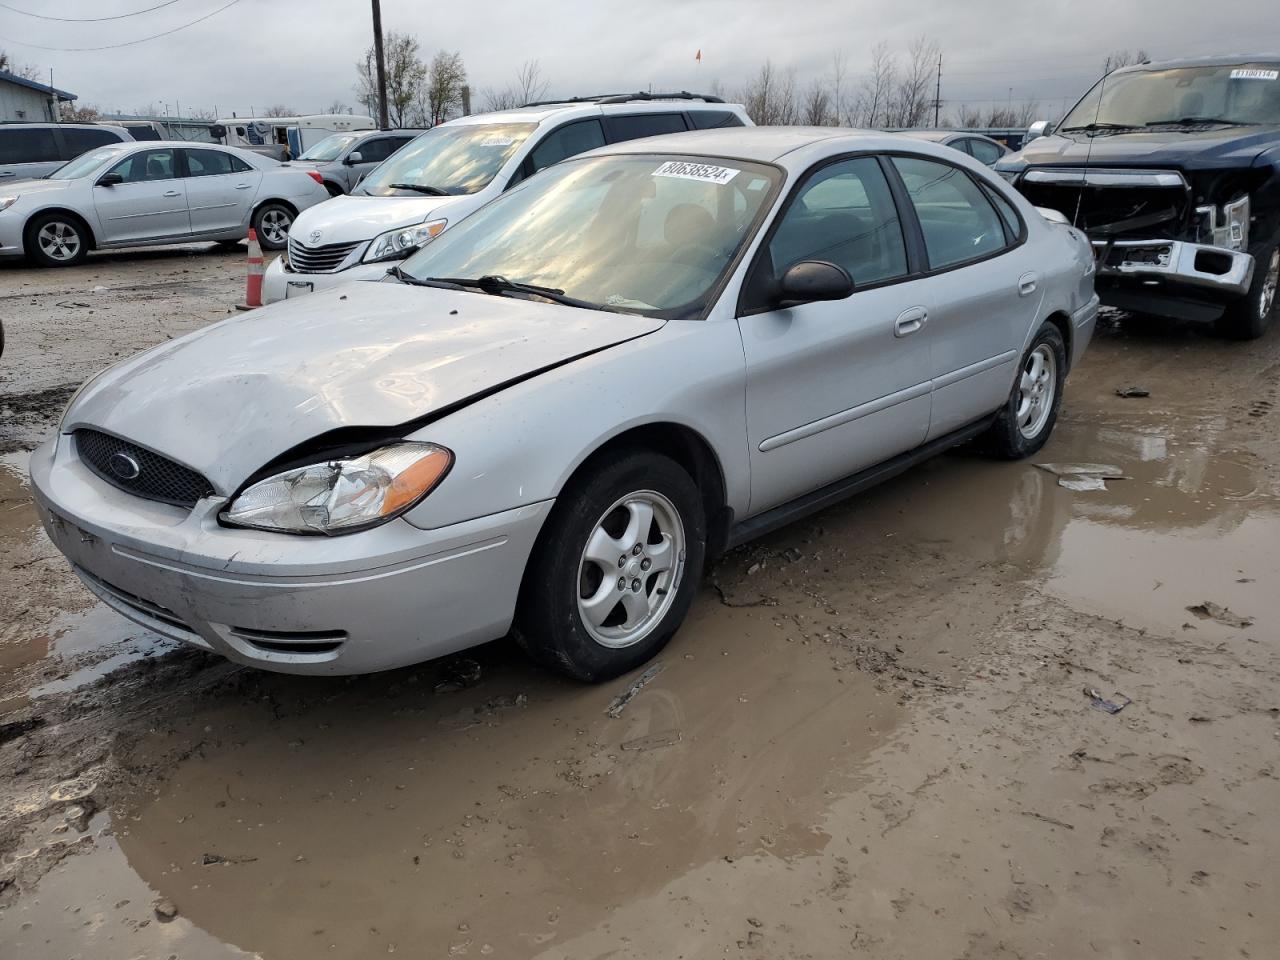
<box><xmin>238</xmin><ymin>228</ymin><xmax>265</xmax><ymax>310</ymax></box>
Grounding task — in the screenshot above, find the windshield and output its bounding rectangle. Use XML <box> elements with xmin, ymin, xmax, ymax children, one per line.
<box><xmin>299</xmin><ymin>134</ymin><xmax>359</xmax><ymax>161</ymax></box>
<box><xmin>48</xmin><ymin>146</ymin><xmax>128</xmax><ymax>180</ymax></box>
<box><xmin>357</xmin><ymin>122</ymin><xmax>535</xmax><ymax>197</ymax></box>
<box><xmin>1061</xmin><ymin>62</ymin><xmax>1280</xmax><ymax>129</ymax></box>
<box><xmin>400</xmin><ymin>154</ymin><xmax>781</xmax><ymax>318</ymax></box>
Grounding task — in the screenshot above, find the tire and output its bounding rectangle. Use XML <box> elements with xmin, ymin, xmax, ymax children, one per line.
<box><xmin>981</xmin><ymin>321</ymin><xmax>1067</xmax><ymax>459</ymax></box>
<box><xmin>24</xmin><ymin>212</ymin><xmax>90</xmax><ymax>267</ymax></box>
<box><xmin>513</xmin><ymin>450</ymin><xmax>706</xmax><ymax>682</ymax></box>
<box><xmin>251</xmin><ymin>202</ymin><xmax>294</xmax><ymax>251</ymax></box>
<box><xmin>1215</xmin><ymin>240</ymin><xmax>1278</xmax><ymax>340</ymax></box>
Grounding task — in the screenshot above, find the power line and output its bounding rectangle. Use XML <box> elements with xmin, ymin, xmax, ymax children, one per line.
<box><xmin>0</xmin><ymin>0</ymin><xmax>240</xmax><ymax>50</ymax></box>
<box><xmin>0</xmin><ymin>0</ymin><xmax>188</xmax><ymax>22</ymax></box>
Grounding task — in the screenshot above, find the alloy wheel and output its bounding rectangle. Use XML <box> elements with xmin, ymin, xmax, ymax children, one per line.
<box><xmin>260</xmin><ymin>208</ymin><xmax>292</xmax><ymax>246</ymax></box>
<box><xmin>36</xmin><ymin>221</ymin><xmax>81</xmax><ymax>262</ymax></box>
<box><xmin>576</xmin><ymin>490</ymin><xmax>686</xmax><ymax>649</ymax></box>
<box><xmin>1016</xmin><ymin>344</ymin><xmax>1057</xmax><ymax>440</ymax></box>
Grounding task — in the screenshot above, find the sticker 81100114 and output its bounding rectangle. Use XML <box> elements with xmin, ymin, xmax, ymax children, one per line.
<box><xmin>1231</xmin><ymin>68</ymin><xmax>1279</xmax><ymax>80</ymax></box>
<box><xmin>653</xmin><ymin>160</ymin><xmax>739</xmax><ymax>185</ymax></box>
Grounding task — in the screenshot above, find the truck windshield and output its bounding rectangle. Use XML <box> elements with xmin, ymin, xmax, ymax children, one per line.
<box><xmin>299</xmin><ymin>134</ymin><xmax>359</xmax><ymax>161</ymax></box>
<box><xmin>1061</xmin><ymin>62</ymin><xmax>1280</xmax><ymax>130</ymax></box>
<box><xmin>356</xmin><ymin>122</ymin><xmax>535</xmax><ymax>197</ymax></box>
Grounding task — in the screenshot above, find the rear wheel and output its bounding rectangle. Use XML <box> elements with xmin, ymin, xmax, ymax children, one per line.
<box><xmin>514</xmin><ymin>451</ymin><xmax>706</xmax><ymax>682</ymax></box>
<box><xmin>981</xmin><ymin>321</ymin><xmax>1067</xmax><ymax>459</ymax></box>
<box><xmin>25</xmin><ymin>212</ymin><xmax>89</xmax><ymax>267</ymax></box>
<box><xmin>1216</xmin><ymin>240</ymin><xmax>1278</xmax><ymax>340</ymax></box>
<box><xmin>252</xmin><ymin>202</ymin><xmax>294</xmax><ymax>251</ymax></box>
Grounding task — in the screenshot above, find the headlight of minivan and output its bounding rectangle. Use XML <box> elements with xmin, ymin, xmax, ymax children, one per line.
<box><xmin>223</xmin><ymin>442</ymin><xmax>453</xmax><ymax>535</ymax></box>
<box><xmin>363</xmin><ymin>219</ymin><xmax>448</xmax><ymax>263</ymax></box>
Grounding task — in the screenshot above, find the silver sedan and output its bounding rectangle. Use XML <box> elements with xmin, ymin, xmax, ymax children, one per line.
<box><xmin>31</xmin><ymin>128</ymin><xmax>1098</xmax><ymax>680</ymax></box>
<box><xmin>0</xmin><ymin>141</ymin><xmax>329</xmax><ymax>266</ymax></box>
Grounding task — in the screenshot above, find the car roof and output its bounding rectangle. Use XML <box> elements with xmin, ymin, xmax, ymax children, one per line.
<box><xmin>586</xmin><ymin>126</ymin><xmax>977</xmax><ymax>166</ymax></box>
<box><xmin>0</xmin><ymin>120</ymin><xmax>128</xmax><ymax>132</ymax></box>
<box><xmin>1113</xmin><ymin>52</ymin><xmax>1280</xmax><ymax>74</ymax></box>
<box><xmin>444</xmin><ymin>99</ymin><xmax>746</xmax><ymax>127</ymax></box>
<box><xmin>895</xmin><ymin>130</ymin><xmax>957</xmax><ymax>143</ymax></box>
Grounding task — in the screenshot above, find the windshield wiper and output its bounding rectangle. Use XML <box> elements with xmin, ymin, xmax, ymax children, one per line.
<box><xmin>388</xmin><ymin>183</ymin><xmax>450</xmax><ymax>196</ymax></box>
<box><xmin>1059</xmin><ymin>121</ymin><xmax>1141</xmax><ymax>134</ymax></box>
<box><xmin>424</xmin><ymin>274</ymin><xmax>597</xmax><ymax>309</ymax></box>
<box><xmin>386</xmin><ymin>264</ymin><xmax>433</xmax><ymax>286</ymax></box>
<box><xmin>1143</xmin><ymin>116</ymin><xmax>1250</xmax><ymax>127</ymax></box>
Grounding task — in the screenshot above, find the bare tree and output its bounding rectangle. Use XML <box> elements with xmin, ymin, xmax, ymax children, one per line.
<box><xmin>740</xmin><ymin>61</ymin><xmax>798</xmax><ymax>125</ymax></box>
<box><xmin>186</xmin><ymin>106</ymin><xmax>217</xmax><ymax>122</ymax></box>
<box><xmin>59</xmin><ymin>102</ymin><xmax>101</xmax><ymax>122</ymax></box>
<box><xmin>0</xmin><ymin>49</ymin><xmax>41</xmax><ymax>81</ymax></box>
<box><xmin>355</xmin><ymin>31</ymin><xmax>426</xmax><ymax>127</ymax></box>
<box><xmin>801</xmin><ymin>79</ymin><xmax>832</xmax><ymax>125</ymax></box>
<box><xmin>830</xmin><ymin>52</ymin><xmax>850</xmax><ymax>126</ymax></box>
<box><xmin>886</xmin><ymin>36</ymin><xmax>939</xmax><ymax>127</ymax></box>
<box><xmin>1103</xmin><ymin>49</ymin><xmax>1150</xmax><ymax>75</ymax></box>
<box><xmin>853</xmin><ymin>42</ymin><xmax>897</xmax><ymax>127</ymax></box>
<box><xmin>421</xmin><ymin>51</ymin><xmax>467</xmax><ymax>126</ymax></box>
<box><xmin>323</xmin><ymin>100</ymin><xmax>353</xmax><ymax>115</ymax></box>
<box><xmin>481</xmin><ymin>60</ymin><xmax>550</xmax><ymax>111</ymax></box>
<box><xmin>263</xmin><ymin>104</ymin><xmax>296</xmax><ymax>118</ymax></box>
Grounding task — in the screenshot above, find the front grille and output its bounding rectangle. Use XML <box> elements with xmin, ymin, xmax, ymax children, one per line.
<box><xmin>1018</xmin><ymin>170</ymin><xmax>1188</xmax><ymax>240</ymax></box>
<box><xmin>287</xmin><ymin>236</ymin><xmax>361</xmax><ymax>273</ymax></box>
<box><xmin>75</xmin><ymin>429</ymin><xmax>214</xmax><ymax>508</ymax></box>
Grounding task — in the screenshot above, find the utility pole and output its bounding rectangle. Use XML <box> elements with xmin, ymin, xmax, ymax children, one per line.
<box><xmin>933</xmin><ymin>53</ymin><xmax>942</xmax><ymax>128</ymax></box>
<box><xmin>371</xmin><ymin>0</ymin><xmax>390</xmax><ymax>129</ymax></box>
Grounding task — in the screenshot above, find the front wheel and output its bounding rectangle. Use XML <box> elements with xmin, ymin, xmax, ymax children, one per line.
<box><xmin>514</xmin><ymin>451</ymin><xmax>706</xmax><ymax>682</ymax></box>
<box><xmin>25</xmin><ymin>212</ymin><xmax>90</xmax><ymax>267</ymax></box>
<box><xmin>252</xmin><ymin>203</ymin><xmax>294</xmax><ymax>251</ymax></box>
<box><xmin>981</xmin><ymin>321</ymin><xmax>1067</xmax><ymax>459</ymax></box>
<box><xmin>1216</xmin><ymin>241</ymin><xmax>1278</xmax><ymax>340</ymax></box>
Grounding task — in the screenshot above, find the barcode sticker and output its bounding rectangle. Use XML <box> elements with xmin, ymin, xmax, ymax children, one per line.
<box><xmin>1231</xmin><ymin>68</ymin><xmax>1279</xmax><ymax>80</ymax></box>
<box><xmin>653</xmin><ymin>160</ymin><xmax>739</xmax><ymax>185</ymax></box>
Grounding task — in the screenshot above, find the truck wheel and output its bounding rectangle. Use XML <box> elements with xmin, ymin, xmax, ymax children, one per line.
<box><xmin>513</xmin><ymin>451</ymin><xmax>705</xmax><ymax>682</ymax></box>
<box><xmin>981</xmin><ymin>321</ymin><xmax>1067</xmax><ymax>460</ymax></box>
<box><xmin>1216</xmin><ymin>241</ymin><xmax>1278</xmax><ymax>340</ymax></box>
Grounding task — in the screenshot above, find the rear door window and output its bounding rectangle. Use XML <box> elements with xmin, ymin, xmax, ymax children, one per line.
<box><xmin>603</xmin><ymin>113</ymin><xmax>688</xmax><ymax>143</ymax></box>
<box><xmin>689</xmin><ymin>110</ymin><xmax>746</xmax><ymax>129</ymax></box>
<box><xmin>892</xmin><ymin>156</ymin><xmax>1008</xmax><ymax>269</ymax></box>
<box><xmin>184</xmin><ymin>149</ymin><xmax>237</xmax><ymax>176</ymax></box>
<box><xmin>0</xmin><ymin>128</ymin><xmax>60</xmax><ymax>164</ymax></box>
<box><xmin>61</xmin><ymin>127</ymin><xmax>125</xmax><ymax>158</ymax></box>
<box><xmin>527</xmin><ymin>119</ymin><xmax>606</xmax><ymax>174</ymax></box>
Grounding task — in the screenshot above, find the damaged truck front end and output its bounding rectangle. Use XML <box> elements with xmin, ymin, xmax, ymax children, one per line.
<box><xmin>997</xmin><ymin>55</ymin><xmax>1280</xmax><ymax>338</ymax></box>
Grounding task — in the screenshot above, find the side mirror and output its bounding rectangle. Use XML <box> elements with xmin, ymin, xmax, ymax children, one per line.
<box><xmin>1026</xmin><ymin>119</ymin><xmax>1055</xmax><ymax>141</ymax></box>
<box><xmin>776</xmin><ymin>260</ymin><xmax>854</xmax><ymax>307</ymax></box>
<box><xmin>345</xmin><ymin>151</ymin><xmax>363</xmax><ymax>165</ymax></box>
<box><xmin>96</xmin><ymin>172</ymin><xmax>123</xmax><ymax>187</ymax></box>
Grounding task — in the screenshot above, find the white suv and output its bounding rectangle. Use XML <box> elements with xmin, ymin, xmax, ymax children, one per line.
<box><xmin>262</xmin><ymin>93</ymin><xmax>750</xmax><ymax>303</ymax></box>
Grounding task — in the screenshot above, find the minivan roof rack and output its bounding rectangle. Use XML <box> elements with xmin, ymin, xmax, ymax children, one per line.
<box><xmin>521</xmin><ymin>91</ymin><xmax>726</xmax><ymax>108</ymax></box>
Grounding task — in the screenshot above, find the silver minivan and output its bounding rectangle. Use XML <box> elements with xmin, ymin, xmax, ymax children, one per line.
<box><xmin>297</xmin><ymin>128</ymin><xmax>423</xmax><ymax>196</ymax></box>
<box><xmin>0</xmin><ymin>122</ymin><xmax>134</xmax><ymax>183</ymax></box>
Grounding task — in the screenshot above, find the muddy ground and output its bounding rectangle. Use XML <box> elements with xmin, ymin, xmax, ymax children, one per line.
<box><xmin>1</xmin><ymin>245</ymin><xmax>1278</xmax><ymax>960</ymax></box>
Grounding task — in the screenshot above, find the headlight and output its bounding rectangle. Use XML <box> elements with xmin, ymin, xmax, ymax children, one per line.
<box><xmin>362</xmin><ymin>219</ymin><xmax>448</xmax><ymax>263</ymax></box>
<box><xmin>223</xmin><ymin>442</ymin><xmax>453</xmax><ymax>535</ymax></box>
<box><xmin>0</xmin><ymin>196</ymin><xmax>18</xmax><ymax>213</ymax></box>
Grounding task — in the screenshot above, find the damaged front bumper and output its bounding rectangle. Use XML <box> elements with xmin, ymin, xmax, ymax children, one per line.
<box><xmin>29</xmin><ymin>436</ymin><xmax>553</xmax><ymax>675</ymax></box>
<box><xmin>1091</xmin><ymin>238</ymin><xmax>1255</xmax><ymax>296</ymax></box>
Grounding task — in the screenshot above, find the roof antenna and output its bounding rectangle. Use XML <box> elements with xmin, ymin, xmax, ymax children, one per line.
<box><xmin>1072</xmin><ymin>61</ymin><xmax>1111</xmax><ymax>229</ymax></box>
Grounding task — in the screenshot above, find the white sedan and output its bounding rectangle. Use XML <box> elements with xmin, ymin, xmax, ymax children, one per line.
<box><xmin>0</xmin><ymin>141</ymin><xmax>329</xmax><ymax>266</ymax></box>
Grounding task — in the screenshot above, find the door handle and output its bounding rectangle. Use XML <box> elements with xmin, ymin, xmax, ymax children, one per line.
<box><xmin>894</xmin><ymin>307</ymin><xmax>928</xmax><ymax>338</ymax></box>
<box><xmin>0</xmin><ymin>171</ymin><xmax>14</xmax><ymax>178</ymax></box>
<box><xmin>234</xmin><ymin>183</ymin><xmax>252</xmax><ymax>189</ymax></box>
<box><xmin>1018</xmin><ymin>272</ymin><xmax>1039</xmax><ymax>297</ymax></box>
<box><xmin>162</xmin><ymin>190</ymin><xmax>181</xmax><ymax>197</ymax></box>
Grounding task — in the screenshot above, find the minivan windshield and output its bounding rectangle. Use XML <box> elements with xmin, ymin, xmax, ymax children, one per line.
<box><xmin>48</xmin><ymin>146</ymin><xmax>128</xmax><ymax>180</ymax></box>
<box><xmin>299</xmin><ymin>134</ymin><xmax>359</xmax><ymax>161</ymax></box>
<box><xmin>357</xmin><ymin>122</ymin><xmax>535</xmax><ymax>197</ymax></box>
<box><xmin>1060</xmin><ymin>61</ymin><xmax>1280</xmax><ymax>130</ymax></box>
<box><xmin>400</xmin><ymin>154</ymin><xmax>781</xmax><ymax>318</ymax></box>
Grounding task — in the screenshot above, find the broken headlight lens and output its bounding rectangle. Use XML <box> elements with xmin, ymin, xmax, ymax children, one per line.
<box><xmin>363</xmin><ymin>219</ymin><xmax>448</xmax><ymax>263</ymax></box>
<box><xmin>223</xmin><ymin>442</ymin><xmax>453</xmax><ymax>535</ymax></box>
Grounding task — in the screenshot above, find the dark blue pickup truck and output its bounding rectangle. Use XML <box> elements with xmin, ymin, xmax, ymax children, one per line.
<box><xmin>996</xmin><ymin>55</ymin><xmax>1280</xmax><ymax>339</ymax></box>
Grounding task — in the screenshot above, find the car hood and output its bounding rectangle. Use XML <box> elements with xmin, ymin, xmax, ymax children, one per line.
<box><xmin>1016</xmin><ymin>125</ymin><xmax>1280</xmax><ymax>170</ymax></box>
<box><xmin>289</xmin><ymin>193</ymin><xmax>477</xmax><ymax>245</ymax></box>
<box><xmin>7</xmin><ymin>177</ymin><xmax>77</xmax><ymax>198</ymax></box>
<box><xmin>65</xmin><ymin>282</ymin><xmax>665</xmax><ymax>495</ymax></box>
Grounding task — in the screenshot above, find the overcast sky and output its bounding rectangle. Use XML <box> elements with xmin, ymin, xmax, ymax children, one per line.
<box><xmin>3</xmin><ymin>0</ymin><xmax>1279</xmax><ymax>121</ymax></box>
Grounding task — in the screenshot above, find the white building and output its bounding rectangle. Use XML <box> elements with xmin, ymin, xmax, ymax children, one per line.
<box><xmin>0</xmin><ymin>69</ymin><xmax>76</xmax><ymax>122</ymax></box>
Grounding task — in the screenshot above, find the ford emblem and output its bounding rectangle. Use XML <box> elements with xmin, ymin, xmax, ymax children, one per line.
<box><xmin>309</xmin><ymin>229</ymin><xmax>323</xmax><ymax>244</ymax></box>
<box><xmin>109</xmin><ymin>451</ymin><xmax>141</xmax><ymax>481</ymax></box>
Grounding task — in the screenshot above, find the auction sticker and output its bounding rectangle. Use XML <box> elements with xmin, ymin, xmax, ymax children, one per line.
<box><xmin>1231</xmin><ymin>68</ymin><xmax>1279</xmax><ymax>80</ymax></box>
<box><xmin>479</xmin><ymin>135</ymin><xmax>517</xmax><ymax>147</ymax></box>
<box><xmin>653</xmin><ymin>160</ymin><xmax>739</xmax><ymax>184</ymax></box>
